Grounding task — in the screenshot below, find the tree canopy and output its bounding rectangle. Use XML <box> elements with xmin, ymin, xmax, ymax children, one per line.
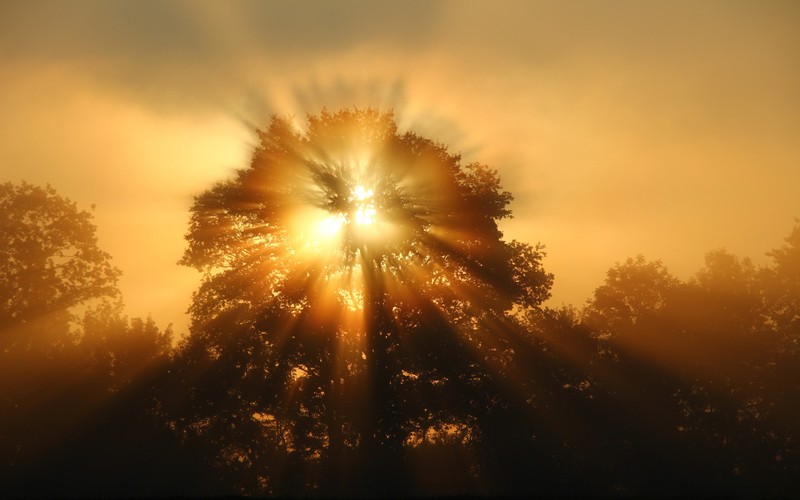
<box><xmin>0</xmin><ymin>182</ymin><xmax>180</xmax><ymax>496</ymax></box>
<box><xmin>0</xmin><ymin>181</ymin><xmax>120</xmax><ymax>351</ymax></box>
<box><xmin>172</xmin><ymin>108</ymin><xmax>553</xmax><ymax>495</ymax></box>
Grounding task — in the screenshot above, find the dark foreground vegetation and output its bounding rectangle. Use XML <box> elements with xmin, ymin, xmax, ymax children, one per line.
<box><xmin>2</xmin><ymin>111</ymin><xmax>799</xmax><ymax>497</ymax></box>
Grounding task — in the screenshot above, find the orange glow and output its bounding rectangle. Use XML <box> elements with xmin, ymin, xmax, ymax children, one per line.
<box><xmin>178</xmin><ymin>111</ymin><xmax>533</xmax><ymax>443</ymax></box>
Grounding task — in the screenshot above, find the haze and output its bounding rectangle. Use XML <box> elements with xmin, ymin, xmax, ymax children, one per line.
<box><xmin>1</xmin><ymin>0</ymin><xmax>798</xmax><ymax>333</ymax></box>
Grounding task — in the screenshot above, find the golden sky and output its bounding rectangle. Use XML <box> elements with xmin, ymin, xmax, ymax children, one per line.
<box><xmin>1</xmin><ymin>0</ymin><xmax>799</xmax><ymax>333</ymax></box>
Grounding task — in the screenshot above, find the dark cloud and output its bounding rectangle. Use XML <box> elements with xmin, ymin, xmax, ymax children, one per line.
<box><xmin>1</xmin><ymin>1</ymin><xmax>208</xmax><ymax>60</ymax></box>
<box><xmin>0</xmin><ymin>0</ymin><xmax>442</xmax><ymax>60</ymax></box>
<box><xmin>0</xmin><ymin>0</ymin><xmax>443</xmax><ymax>116</ymax></box>
<box><xmin>236</xmin><ymin>0</ymin><xmax>442</xmax><ymax>53</ymax></box>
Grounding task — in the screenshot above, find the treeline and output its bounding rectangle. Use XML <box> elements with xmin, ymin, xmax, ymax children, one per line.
<box><xmin>1</xmin><ymin>186</ymin><xmax>799</xmax><ymax>496</ymax></box>
<box><xmin>531</xmin><ymin>240</ymin><xmax>800</xmax><ymax>496</ymax></box>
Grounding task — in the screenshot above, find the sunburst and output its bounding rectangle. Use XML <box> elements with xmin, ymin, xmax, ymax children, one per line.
<box><xmin>178</xmin><ymin>108</ymin><xmax>549</xmax><ymax>494</ymax></box>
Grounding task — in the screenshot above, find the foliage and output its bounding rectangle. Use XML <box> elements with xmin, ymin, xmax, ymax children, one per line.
<box><xmin>763</xmin><ymin>219</ymin><xmax>800</xmax><ymax>344</ymax></box>
<box><xmin>2</xmin><ymin>156</ymin><xmax>800</xmax><ymax>496</ymax></box>
<box><xmin>172</xmin><ymin>108</ymin><xmax>553</xmax><ymax>495</ymax></box>
<box><xmin>0</xmin><ymin>183</ymin><xmax>182</xmax><ymax>496</ymax></box>
<box><xmin>574</xmin><ymin>225</ymin><xmax>800</xmax><ymax>495</ymax></box>
<box><xmin>0</xmin><ymin>182</ymin><xmax>120</xmax><ymax>338</ymax></box>
<box><xmin>583</xmin><ymin>255</ymin><xmax>680</xmax><ymax>339</ymax></box>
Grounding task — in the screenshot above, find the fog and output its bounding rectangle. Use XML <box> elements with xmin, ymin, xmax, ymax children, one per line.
<box><xmin>2</xmin><ymin>0</ymin><xmax>798</xmax><ymax>332</ymax></box>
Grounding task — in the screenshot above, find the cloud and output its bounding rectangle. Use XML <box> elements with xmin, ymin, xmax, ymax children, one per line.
<box><xmin>0</xmin><ymin>0</ymin><xmax>443</xmax><ymax>117</ymax></box>
<box><xmin>1</xmin><ymin>0</ymin><xmax>443</xmax><ymax>59</ymax></box>
<box><xmin>1</xmin><ymin>0</ymin><xmax>799</xmax><ymax>321</ymax></box>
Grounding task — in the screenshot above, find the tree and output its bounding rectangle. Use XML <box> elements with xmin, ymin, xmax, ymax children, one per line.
<box><xmin>583</xmin><ymin>255</ymin><xmax>680</xmax><ymax>341</ymax></box>
<box><xmin>758</xmin><ymin>220</ymin><xmax>800</xmax><ymax>486</ymax></box>
<box><xmin>3</xmin><ymin>301</ymin><xmax>186</xmax><ymax>497</ymax></box>
<box><xmin>1</xmin><ymin>181</ymin><xmax>122</xmax><ymax>458</ymax></box>
<box><xmin>578</xmin><ymin>239</ymin><xmax>800</xmax><ymax>496</ymax></box>
<box><xmin>79</xmin><ymin>300</ymin><xmax>173</xmax><ymax>392</ymax></box>
<box><xmin>0</xmin><ymin>182</ymin><xmax>186</xmax><ymax>496</ymax></box>
<box><xmin>171</xmin><ymin>108</ymin><xmax>553</xmax><ymax>495</ymax></box>
<box><xmin>0</xmin><ymin>181</ymin><xmax>120</xmax><ymax>353</ymax></box>
<box><xmin>763</xmin><ymin>219</ymin><xmax>800</xmax><ymax>346</ymax></box>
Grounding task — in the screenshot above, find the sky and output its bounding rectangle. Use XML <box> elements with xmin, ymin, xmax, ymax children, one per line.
<box><xmin>1</xmin><ymin>0</ymin><xmax>799</xmax><ymax>334</ymax></box>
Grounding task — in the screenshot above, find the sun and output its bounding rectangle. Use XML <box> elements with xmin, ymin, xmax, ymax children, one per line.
<box><xmin>284</xmin><ymin>138</ymin><xmax>425</xmax><ymax>274</ymax></box>
<box><xmin>311</xmin><ymin>184</ymin><xmax>378</xmax><ymax>240</ymax></box>
<box><xmin>301</xmin><ymin>175</ymin><xmax>398</xmax><ymax>268</ymax></box>
<box><xmin>182</xmin><ymin>108</ymin><xmax>522</xmax><ymax>330</ymax></box>
<box><xmin>351</xmin><ymin>185</ymin><xmax>376</xmax><ymax>226</ymax></box>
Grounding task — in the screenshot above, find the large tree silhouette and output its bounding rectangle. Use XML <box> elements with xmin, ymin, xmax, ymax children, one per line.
<box><xmin>172</xmin><ymin>108</ymin><xmax>553</xmax><ymax>495</ymax></box>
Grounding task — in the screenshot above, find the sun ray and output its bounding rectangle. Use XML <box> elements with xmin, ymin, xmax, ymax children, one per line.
<box><xmin>177</xmin><ymin>108</ymin><xmax>548</xmax><ymax>495</ymax></box>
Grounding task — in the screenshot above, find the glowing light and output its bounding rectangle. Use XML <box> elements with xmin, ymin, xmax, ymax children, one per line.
<box><xmin>352</xmin><ymin>185</ymin><xmax>373</xmax><ymax>201</ymax></box>
<box><xmin>180</xmin><ymin>110</ymin><xmax>531</xmax><ymax>492</ymax></box>
<box><xmin>198</xmin><ymin>110</ymin><xmax>487</xmax><ymax>327</ymax></box>
<box><xmin>350</xmin><ymin>184</ymin><xmax>377</xmax><ymax>226</ymax></box>
<box><xmin>316</xmin><ymin>213</ymin><xmax>345</xmax><ymax>237</ymax></box>
<box><xmin>355</xmin><ymin>206</ymin><xmax>376</xmax><ymax>225</ymax></box>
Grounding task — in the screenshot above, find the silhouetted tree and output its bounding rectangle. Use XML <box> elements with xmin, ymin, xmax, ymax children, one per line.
<box><xmin>0</xmin><ymin>181</ymin><xmax>120</xmax><ymax>353</ymax></box>
<box><xmin>583</xmin><ymin>255</ymin><xmax>679</xmax><ymax>341</ymax></box>
<box><xmin>763</xmin><ymin>219</ymin><xmax>800</xmax><ymax>352</ymax></box>
<box><xmin>170</xmin><ymin>108</ymin><xmax>554</xmax><ymax>495</ymax></box>
<box><xmin>79</xmin><ymin>300</ymin><xmax>172</xmax><ymax>391</ymax></box>
<box><xmin>576</xmin><ymin>229</ymin><xmax>800</xmax><ymax>496</ymax></box>
<box><xmin>758</xmin><ymin>220</ymin><xmax>800</xmax><ymax>491</ymax></box>
<box><xmin>1</xmin><ymin>181</ymin><xmax>120</xmax><ymax>482</ymax></box>
<box><xmin>0</xmin><ymin>182</ymin><xmax>189</xmax><ymax>496</ymax></box>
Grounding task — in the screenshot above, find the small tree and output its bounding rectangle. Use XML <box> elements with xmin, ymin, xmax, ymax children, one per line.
<box><xmin>0</xmin><ymin>182</ymin><xmax>185</xmax><ymax>496</ymax></box>
<box><xmin>764</xmin><ymin>219</ymin><xmax>800</xmax><ymax>343</ymax></box>
<box><xmin>583</xmin><ymin>255</ymin><xmax>679</xmax><ymax>341</ymax></box>
<box><xmin>0</xmin><ymin>181</ymin><xmax>120</xmax><ymax>353</ymax></box>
